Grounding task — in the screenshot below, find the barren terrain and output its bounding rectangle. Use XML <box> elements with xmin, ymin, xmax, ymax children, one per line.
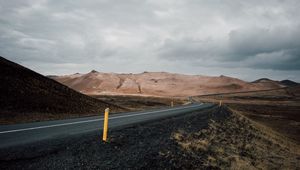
<box><xmin>1</xmin><ymin>56</ymin><xmax>299</xmax><ymax>169</ymax></box>
<box><xmin>0</xmin><ymin>57</ymin><xmax>189</xmax><ymax>125</ymax></box>
<box><xmin>0</xmin><ymin>57</ymin><xmax>126</xmax><ymax>125</ymax></box>
<box><xmin>195</xmin><ymin>86</ymin><xmax>300</xmax><ymax>144</ymax></box>
<box><xmin>1</xmin><ymin>106</ymin><xmax>299</xmax><ymax>169</ymax></box>
<box><xmin>51</xmin><ymin>71</ymin><xmax>293</xmax><ymax>97</ymax></box>
<box><xmin>92</xmin><ymin>95</ymin><xmax>187</xmax><ymax>111</ymax></box>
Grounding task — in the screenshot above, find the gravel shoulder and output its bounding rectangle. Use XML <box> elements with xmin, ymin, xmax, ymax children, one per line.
<box><xmin>1</xmin><ymin>106</ymin><xmax>299</xmax><ymax>169</ymax></box>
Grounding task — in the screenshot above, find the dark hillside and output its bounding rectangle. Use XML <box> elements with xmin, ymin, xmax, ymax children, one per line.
<box><xmin>0</xmin><ymin>56</ymin><xmax>125</xmax><ymax>124</ymax></box>
<box><xmin>280</xmin><ymin>80</ymin><xmax>299</xmax><ymax>87</ymax></box>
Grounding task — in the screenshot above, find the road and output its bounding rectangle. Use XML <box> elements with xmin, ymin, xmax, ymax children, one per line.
<box><xmin>0</xmin><ymin>103</ymin><xmax>213</xmax><ymax>148</ymax></box>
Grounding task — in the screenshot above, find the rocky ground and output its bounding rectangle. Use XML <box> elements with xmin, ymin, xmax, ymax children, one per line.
<box><xmin>196</xmin><ymin>86</ymin><xmax>300</xmax><ymax>145</ymax></box>
<box><xmin>1</xmin><ymin>106</ymin><xmax>299</xmax><ymax>169</ymax></box>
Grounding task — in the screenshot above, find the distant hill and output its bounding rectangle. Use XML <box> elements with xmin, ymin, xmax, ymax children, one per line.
<box><xmin>251</xmin><ymin>78</ymin><xmax>286</xmax><ymax>89</ymax></box>
<box><xmin>0</xmin><ymin>57</ymin><xmax>125</xmax><ymax>124</ymax></box>
<box><xmin>51</xmin><ymin>71</ymin><xmax>286</xmax><ymax>97</ymax></box>
<box><xmin>252</xmin><ymin>78</ymin><xmax>273</xmax><ymax>83</ymax></box>
<box><xmin>280</xmin><ymin>80</ymin><xmax>299</xmax><ymax>87</ymax></box>
<box><xmin>252</xmin><ymin>78</ymin><xmax>299</xmax><ymax>88</ymax></box>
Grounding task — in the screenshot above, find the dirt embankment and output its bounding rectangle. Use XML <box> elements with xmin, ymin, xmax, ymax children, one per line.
<box><xmin>1</xmin><ymin>106</ymin><xmax>298</xmax><ymax>169</ymax></box>
<box><xmin>228</xmin><ymin>104</ymin><xmax>300</xmax><ymax>144</ymax></box>
<box><xmin>195</xmin><ymin>86</ymin><xmax>300</xmax><ymax>144</ymax></box>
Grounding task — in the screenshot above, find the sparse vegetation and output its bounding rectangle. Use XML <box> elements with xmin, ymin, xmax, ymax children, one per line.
<box><xmin>195</xmin><ymin>86</ymin><xmax>300</xmax><ymax>144</ymax></box>
<box><xmin>172</xmin><ymin>107</ymin><xmax>299</xmax><ymax>169</ymax></box>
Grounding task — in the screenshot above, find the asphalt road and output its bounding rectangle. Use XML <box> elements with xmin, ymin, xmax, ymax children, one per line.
<box><xmin>0</xmin><ymin>103</ymin><xmax>213</xmax><ymax>149</ymax></box>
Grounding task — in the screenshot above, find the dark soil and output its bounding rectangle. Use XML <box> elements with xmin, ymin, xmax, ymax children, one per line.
<box><xmin>195</xmin><ymin>86</ymin><xmax>300</xmax><ymax>144</ymax></box>
<box><xmin>228</xmin><ymin>103</ymin><xmax>300</xmax><ymax>144</ymax></box>
<box><xmin>0</xmin><ymin>56</ymin><xmax>126</xmax><ymax>124</ymax></box>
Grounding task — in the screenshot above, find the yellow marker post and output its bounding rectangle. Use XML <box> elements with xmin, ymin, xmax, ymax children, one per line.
<box><xmin>103</xmin><ymin>108</ymin><xmax>109</xmax><ymax>142</ymax></box>
<box><xmin>171</xmin><ymin>101</ymin><xmax>174</xmax><ymax>107</ymax></box>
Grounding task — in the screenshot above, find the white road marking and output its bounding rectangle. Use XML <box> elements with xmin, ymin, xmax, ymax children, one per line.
<box><xmin>0</xmin><ymin>104</ymin><xmax>203</xmax><ymax>134</ymax></box>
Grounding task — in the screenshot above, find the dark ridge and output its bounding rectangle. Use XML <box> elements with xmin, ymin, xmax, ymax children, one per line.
<box><xmin>280</xmin><ymin>80</ymin><xmax>299</xmax><ymax>87</ymax></box>
<box><xmin>252</xmin><ymin>78</ymin><xmax>273</xmax><ymax>83</ymax></box>
<box><xmin>116</xmin><ymin>76</ymin><xmax>125</xmax><ymax>89</ymax></box>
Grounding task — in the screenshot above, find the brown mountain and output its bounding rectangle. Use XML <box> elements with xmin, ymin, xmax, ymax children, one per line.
<box><xmin>51</xmin><ymin>71</ymin><xmax>286</xmax><ymax>97</ymax></box>
<box><xmin>0</xmin><ymin>57</ymin><xmax>125</xmax><ymax>124</ymax></box>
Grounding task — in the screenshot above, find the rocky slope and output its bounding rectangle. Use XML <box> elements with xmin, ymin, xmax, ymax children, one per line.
<box><xmin>0</xmin><ymin>57</ymin><xmax>125</xmax><ymax>124</ymax></box>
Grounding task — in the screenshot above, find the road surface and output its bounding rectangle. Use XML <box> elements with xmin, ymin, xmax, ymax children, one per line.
<box><xmin>0</xmin><ymin>103</ymin><xmax>213</xmax><ymax>148</ymax></box>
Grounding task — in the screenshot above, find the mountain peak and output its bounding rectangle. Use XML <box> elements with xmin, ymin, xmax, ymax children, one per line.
<box><xmin>90</xmin><ymin>70</ymin><xmax>98</xmax><ymax>73</ymax></box>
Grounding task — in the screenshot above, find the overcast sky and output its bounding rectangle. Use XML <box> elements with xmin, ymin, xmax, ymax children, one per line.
<box><xmin>1</xmin><ymin>0</ymin><xmax>300</xmax><ymax>82</ymax></box>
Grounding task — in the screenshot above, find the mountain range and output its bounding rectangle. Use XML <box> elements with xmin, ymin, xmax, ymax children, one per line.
<box><xmin>50</xmin><ymin>70</ymin><xmax>298</xmax><ymax>97</ymax></box>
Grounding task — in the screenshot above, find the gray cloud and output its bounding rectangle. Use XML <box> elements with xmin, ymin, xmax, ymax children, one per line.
<box><xmin>0</xmin><ymin>0</ymin><xmax>300</xmax><ymax>81</ymax></box>
<box><xmin>227</xmin><ymin>26</ymin><xmax>300</xmax><ymax>60</ymax></box>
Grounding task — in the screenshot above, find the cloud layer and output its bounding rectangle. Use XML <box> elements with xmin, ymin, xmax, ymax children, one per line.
<box><xmin>0</xmin><ymin>0</ymin><xmax>300</xmax><ymax>81</ymax></box>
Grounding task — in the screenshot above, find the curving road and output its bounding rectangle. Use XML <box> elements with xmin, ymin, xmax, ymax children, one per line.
<box><xmin>0</xmin><ymin>103</ymin><xmax>213</xmax><ymax>148</ymax></box>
